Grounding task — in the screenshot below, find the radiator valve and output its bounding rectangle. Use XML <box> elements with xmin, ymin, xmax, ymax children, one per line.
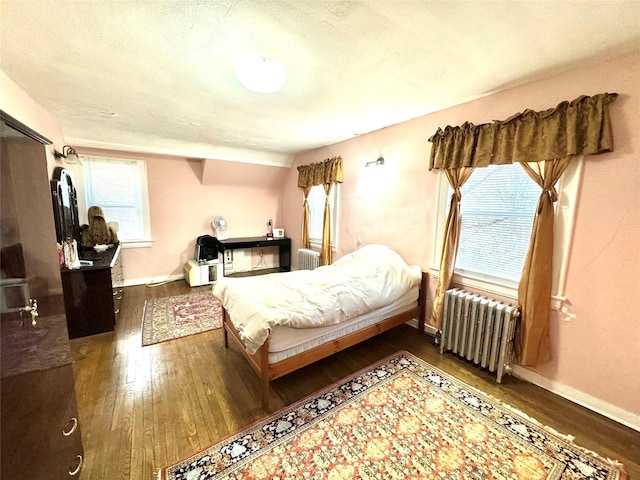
<box><xmin>559</xmin><ymin>302</ymin><xmax>576</xmax><ymax>322</ymax></box>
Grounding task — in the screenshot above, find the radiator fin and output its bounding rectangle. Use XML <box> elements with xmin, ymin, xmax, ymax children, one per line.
<box><xmin>298</xmin><ymin>248</ymin><xmax>320</xmax><ymax>270</ymax></box>
<box><xmin>440</xmin><ymin>288</ymin><xmax>519</xmax><ymax>383</ymax></box>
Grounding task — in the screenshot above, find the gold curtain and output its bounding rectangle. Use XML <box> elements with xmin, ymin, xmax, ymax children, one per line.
<box><xmin>297</xmin><ymin>156</ymin><xmax>343</xmax><ymax>264</ymax></box>
<box><xmin>516</xmin><ymin>158</ymin><xmax>571</xmax><ymax>365</ymax></box>
<box><xmin>321</xmin><ymin>183</ymin><xmax>333</xmax><ymax>265</ymax></box>
<box><xmin>300</xmin><ymin>186</ymin><xmax>311</xmax><ymax>249</ymax></box>
<box><xmin>429</xmin><ymin>167</ymin><xmax>474</xmax><ymax>329</ymax></box>
<box><xmin>427</xmin><ymin>93</ymin><xmax>617</xmax><ymax>366</ymax></box>
<box><xmin>297</xmin><ymin>162</ymin><xmax>326</xmax><ymax>188</ymax></box>
<box><xmin>429</xmin><ymin>93</ymin><xmax>617</xmax><ymax>170</ymax></box>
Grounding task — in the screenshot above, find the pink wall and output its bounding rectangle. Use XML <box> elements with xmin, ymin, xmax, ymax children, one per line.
<box><xmin>0</xmin><ymin>71</ymin><xmax>67</xmax><ymax>175</ymax></box>
<box><xmin>280</xmin><ymin>51</ymin><xmax>640</xmax><ymax>422</ymax></box>
<box><xmin>76</xmin><ymin>149</ymin><xmax>287</xmax><ymax>283</ymax></box>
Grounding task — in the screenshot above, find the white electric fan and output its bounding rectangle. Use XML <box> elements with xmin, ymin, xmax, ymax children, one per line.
<box><xmin>212</xmin><ymin>216</ymin><xmax>228</xmax><ymax>240</ymax></box>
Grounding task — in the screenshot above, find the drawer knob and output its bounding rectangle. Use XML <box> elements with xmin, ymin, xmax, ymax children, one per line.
<box><xmin>69</xmin><ymin>454</ymin><xmax>83</xmax><ymax>476</ymax></box>
<box><xmin>62</xmin><ymin>417</ymin><xmax>78</xmax><ymax>436</ymax></box>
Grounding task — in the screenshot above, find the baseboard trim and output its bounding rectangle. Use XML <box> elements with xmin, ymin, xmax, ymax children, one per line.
<box><xmin>406</xmin><ymin>318</ymin><xmax>438</xmax><ymax>335</ymax></box>
<box><xmin>124</xmin><ymin>274</ymin><xmax>184</xmax><ymax>287</ymax></box>
<box><xmin>511</xmin><ymin>365</ymin><xmax>640</xmax><ymax>432</ymax></box>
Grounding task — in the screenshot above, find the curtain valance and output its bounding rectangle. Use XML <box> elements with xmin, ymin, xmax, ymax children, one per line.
<box><xmin>428</xmin><ymin>93</ymin><xmax>618</xmax><ymax>170</ymax></box>
<box><xmin>297</xmin><ymin>156</ymin><xmax>344</xmax><ymax>188</ymax></box>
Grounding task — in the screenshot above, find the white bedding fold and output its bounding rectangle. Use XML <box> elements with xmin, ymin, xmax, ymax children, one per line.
<box><xmin>213</xmin><ymin>244</ymin><xmax>421</xmax><ymax>354</ymax></box>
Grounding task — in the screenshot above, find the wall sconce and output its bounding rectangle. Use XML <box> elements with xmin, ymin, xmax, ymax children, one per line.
<box><xmin>53</xmin><ymin>145</ymin><xmax>80</xmax><ymax>164</ymax></box>
<box><xmin>365</xmin><ymin>156</ymin><xmax>385</xmax><ymax>167</ymax></box>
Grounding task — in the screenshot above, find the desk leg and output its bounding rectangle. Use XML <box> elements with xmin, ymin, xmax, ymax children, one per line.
<box><xmin>279</xmin><ymin>243</ymin><xmax>291</xmax><ymax>271</ymax></box>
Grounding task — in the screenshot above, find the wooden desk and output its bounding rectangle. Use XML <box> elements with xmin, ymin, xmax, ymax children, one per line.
<box><xmin>217</xmin><ymin>237</ymin><xmax>291</xmax><ymax>277</ymax></box>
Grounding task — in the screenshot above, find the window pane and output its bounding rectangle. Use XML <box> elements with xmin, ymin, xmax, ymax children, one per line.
<box><xmin>88</xmin><ymin>163</ymin><xmax>140</xmax><ymax>207</ymax></box>
<box><xmin>308</xmin><ymin>185</ymin><xmax>337</xmax><ymax>243</ymax></box>
<box><xmin>83</xmin><ymin>157</ymin><xmax>151</xmax><ymax>243</ymax></box>
<box><xmin>456</xmin><ymin>165</ymin><xmax>539</xmax><ymax>281</ymax></box>
<box><xmin>308</xmin><ymin>186</ymin><xmax>323</xmax><ymax>240</ymax></box>
<box><xmin>101</xmin><ymin>206</ymin><xmax>143</xmax><ymax>240</ymax></box>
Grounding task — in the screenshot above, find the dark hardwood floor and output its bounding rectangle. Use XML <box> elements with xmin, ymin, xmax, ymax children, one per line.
<box><xmin>71</xmin><ymin>280</ymin><xmax>640</xmax><ymax>479</ymax></box>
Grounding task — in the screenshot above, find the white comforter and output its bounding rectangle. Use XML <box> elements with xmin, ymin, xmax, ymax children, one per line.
<box><xmin>213</xmin><ymin>244</ymin><xmax>421</xmax><ymax>354</ymax></box>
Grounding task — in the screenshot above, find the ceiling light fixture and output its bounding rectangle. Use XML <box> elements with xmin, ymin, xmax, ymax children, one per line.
<box><xmin>234</xmin><ymin>53</ymin><xmax>286</xmax><ymax>93</ymax></box>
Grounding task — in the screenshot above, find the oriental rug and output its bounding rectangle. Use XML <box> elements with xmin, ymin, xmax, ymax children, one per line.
<box><xmin>141</xmin><ymin>292</ymin><xmax>223</xmax><ymax>346</ymax></box>
<box><xmin>159</xmin><ymin>351</ymin><xmax>627</xmax><ymax>480</ymax></box>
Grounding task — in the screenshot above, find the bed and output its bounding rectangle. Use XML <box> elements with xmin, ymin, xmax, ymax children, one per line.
<box><xmin>213</xmin><ymin>244</ymin><xmax>428</xmax><ymax>410</ymax></box>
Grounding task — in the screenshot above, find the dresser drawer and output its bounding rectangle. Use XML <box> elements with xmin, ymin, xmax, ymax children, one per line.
<box><xmin>111</xmin><ymin>250</ymin><xmax>124</xmax><ymax>321</ymax></box>
<box><xmin>1</xmin><ymin>365</ymin><xmax>83</xmax><ymax>479</ymax></box>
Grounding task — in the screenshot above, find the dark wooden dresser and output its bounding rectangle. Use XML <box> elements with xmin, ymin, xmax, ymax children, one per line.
<box><xmin>61</xmin><ymin>244</ymin><xmax>124</xmax><ymax>339</ymax></box>
<box><xmin>1</xmin><ymin>314</ymin><xmax>84</xmax><ymax>478</ymax></box>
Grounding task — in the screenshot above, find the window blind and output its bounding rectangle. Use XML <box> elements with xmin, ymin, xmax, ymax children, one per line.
<box><xmin>456</xmin><ymin>165</ymin><xmax>540</xmax><ymax>282</ymax></box>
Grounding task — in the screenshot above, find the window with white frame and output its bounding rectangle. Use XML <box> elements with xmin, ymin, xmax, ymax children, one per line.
<box><xmin>432</xmin><ymin>159</ymin><xmax>582</xmax><ymax>304</ymax></box>
<box><xmin>82</xmin><ymin>156</ymin><xmax>152</xmax><ymax>246</ymax></box>
<box><xmin>308</xmin><ymin>184</ymin><xmax>338</xmax><ymax>247</ymax></box>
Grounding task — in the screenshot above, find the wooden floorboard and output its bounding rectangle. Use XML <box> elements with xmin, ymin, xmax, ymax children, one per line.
<box><xmin>71</xmin><ymin>280</ymin><xmax>640</xmax><ymax>480</ymax></box>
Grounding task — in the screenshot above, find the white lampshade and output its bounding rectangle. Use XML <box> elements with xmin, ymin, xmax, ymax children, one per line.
<box><xmin>234</xmin><ymin>53</ymin><xmax>286</xmax><ymax>93</ymax></box>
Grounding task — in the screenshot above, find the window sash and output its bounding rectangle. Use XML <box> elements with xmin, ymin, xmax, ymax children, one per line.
<box><xmin>308</xmin><ymin>184</ymin><xmax>338</xmax><ymax>247</ymax></box>
<box><xmin>454</xmin><ymin>165</ymin><xmax>539</xmax><ymax>283</ymax></box>
<box><xmin>82</xmin><ymin>156</ymin><xmax>152</xmax><ymax>245</ymax></box>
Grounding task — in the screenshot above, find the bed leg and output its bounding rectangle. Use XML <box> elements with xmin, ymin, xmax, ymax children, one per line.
<box><xmin>223</xmin><ymin>308</ymin><xmax>229</xmax><ymax>348</ymax></box>
<box><xmin>261</xmin><ymin>340</ymin><xmax>271</xmax><ymax>411</ymax></box>
<box><xmin>418</xmin><ymin>271</ymin><xmax>428</xmax><ymax>335</ymax></box>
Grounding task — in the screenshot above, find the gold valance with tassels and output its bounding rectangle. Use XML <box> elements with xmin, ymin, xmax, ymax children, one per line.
<box><xmin>297</xmin><ymin>156</ymin><xmax>344</xmax><ymax>188</ymax></box>
<box><xmin>428</xmin><ymin>93</ymin><xmax>618</xmax><ymax>170</ymax></box>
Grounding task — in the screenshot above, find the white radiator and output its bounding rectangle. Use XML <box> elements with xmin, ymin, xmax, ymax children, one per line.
<box><xmin>298</xmin><ymin>248</ymin><xmax>321</xmax><ymax>270</ymax></box>
<box><xmin>440</xmin><ymin>288</ymin><xmax>520</xmax><ymax>383</ymax></box>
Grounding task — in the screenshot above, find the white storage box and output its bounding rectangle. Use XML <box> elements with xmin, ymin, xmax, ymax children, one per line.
<box><xmin>184</xmin><ymin>259</ymin><xmax>222</xmax><ymax>287</ymax></box>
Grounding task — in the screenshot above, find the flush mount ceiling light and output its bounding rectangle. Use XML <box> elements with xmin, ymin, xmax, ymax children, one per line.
<box><xmin>234</xmin><ymin>53</ymin><xmax>286</xmax><ymax>93</ymax></box>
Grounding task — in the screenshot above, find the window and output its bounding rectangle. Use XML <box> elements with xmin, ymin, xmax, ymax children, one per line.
<box><xmin>82</xmin><ymin>156</ymin><xmax>152</xmax><ymax>247</ymax></box>
<box><xmin>308</xmin><ymin>184</ymin><xmax>338</xmax><ymax>247</ymax></box>
<box><xmin>432</xmin><ymin>159</ymin><xmax>582</xmax><ymax>305</ymax></box>
<box><xmin>455</xmin><ymin>165</ymin><xmax>539</xmax><ymax>284</ymax></box>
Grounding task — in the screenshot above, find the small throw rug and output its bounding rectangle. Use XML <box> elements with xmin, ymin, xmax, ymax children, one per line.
<box><xmin>159</xmin><ymin>352</ymin><xmax>626</xmax><ymax>480</ymax></box>
<box><xmin>141</xmin><ymin>292</ymin><xmax>223</xmax><ymax>346</ymax></box>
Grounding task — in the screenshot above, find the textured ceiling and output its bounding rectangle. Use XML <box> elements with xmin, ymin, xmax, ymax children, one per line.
<box><xmin>1</xmin><ymin>1</ymin><xmax>639</xmax><ymax>167</ymax></box>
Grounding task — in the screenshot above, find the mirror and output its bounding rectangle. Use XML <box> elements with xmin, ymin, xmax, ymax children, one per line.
<box><xmin>50</xmin><ymin>167</ymin><xmax>80</xmax><ymax>243</ymax></box>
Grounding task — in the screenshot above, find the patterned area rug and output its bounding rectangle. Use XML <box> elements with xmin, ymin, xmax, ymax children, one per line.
<box><xmin>141</xmin><ymin>292</ymin><xmax>223</xmax><ymax>346</ymax></box>
<box><xmin>159</xmin><ymin>351</ymin><xmax>626</xmax><ymax>480</ymax></box>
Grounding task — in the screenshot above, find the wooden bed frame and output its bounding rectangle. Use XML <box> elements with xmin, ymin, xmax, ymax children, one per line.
<box><xmin>223</xmin><ymin>271</ymin><xmax>428</xmax><ymax>410</ymax></box>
